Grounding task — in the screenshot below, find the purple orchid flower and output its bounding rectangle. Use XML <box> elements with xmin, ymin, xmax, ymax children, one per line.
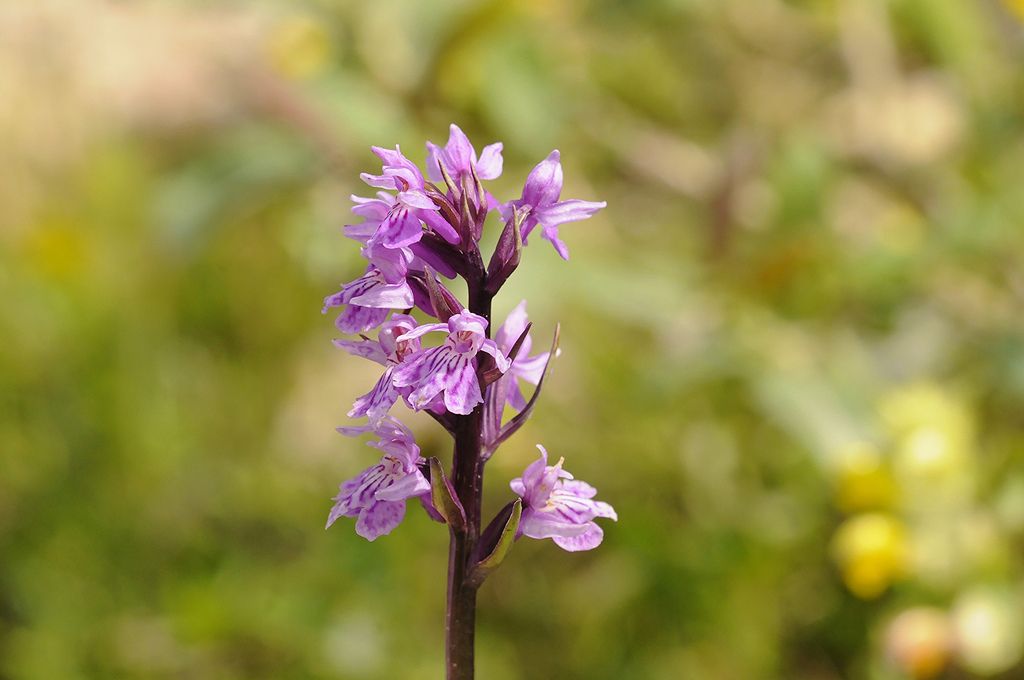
<box><xmin>426</xmin><ymin>124</ymin><xmax>503</xmax><ymax>206</ymax></box>
<box><xmin>327</xmin><ymin>418</ymin><xmax>431</xmax><ymax>540</ymax></box>
<box><xmin>391</xmin><ymin>311</ymin><xmax>510</xmax><ymax>415</ymax></box>
<box><xmin>501</xmin><ymin>150</ymin><xmax>606</xmax><ymax>260</ymax></box>
<box><xmin>323</xmin><ymin>126</ymin><xmax>613</xmax><ymax>676</ymax></box>
<box><xmin>343</xmin><ymin>192</ymin><xmax>396</xmax><ymax>244</ymax></box>
<box><xmin>510</xmin><ymin>445</ymin><xmax>617</xmax><ymax>552</ymax></box>
<box><xmin>334</xmin><ymin>314</ymin><xmax>421</xmax><ymax>423</ymax></box>
<box><xmin>322</xmin><ymin>242</ymin><xmax>415</xmax><ymax>334</ymax></box>
<box><xmin>494</xmin><ymin>301</ymin><xmax>549</xmax><ymax>411</ymax></box>
<box><xmin>361</xmin><ymin>145</ymin><xmax>460</xmax><ymax>246</ymax></box>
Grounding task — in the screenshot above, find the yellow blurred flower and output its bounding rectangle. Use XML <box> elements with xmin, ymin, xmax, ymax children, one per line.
<box><xmin>894</xmin><ymin>425</ymin><xmax>973</xmax><ymax>508</ymax></box>
<box><xmin>884</xmin><ymin>607</ymin><xmax>953</xmax><ymax>680</ymax></box>
<box><xmin>832</xmin><ymin>513</ymin><xmax>909</xmax><ymax>599</ymax></box>
<box><xmin>832</xmin><ymin>442</ymin><xmax>897</xmax><ymax>513</ymax></box>
<box><xmin>952</xmin><ymin>588</ymin><xmax>1024</xmax><ymax>676</ymax></box>
<box><xmin>268</xmin><ymin>15</ymin><xmax>332</xmax><ymax>80</ymax></box>
<box><xmin>879</xmin><ymin>384</ymin><xmax>973</xmax><ymax>448</ymax></box>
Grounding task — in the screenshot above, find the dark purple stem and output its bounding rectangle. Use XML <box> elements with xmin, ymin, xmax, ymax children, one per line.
<box><xmin>445</xmin><ymin>282</ymin><xmax>491</xmax><ymax>680</ymax></box>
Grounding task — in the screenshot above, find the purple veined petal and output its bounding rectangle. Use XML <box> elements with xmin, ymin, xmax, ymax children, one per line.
<box><xmin>395</xmin><ymin>322</ymin><xmax>448</xmax><ymax>344</ymax></box>
<box><xmin>551</xmin><ymin>522</ymin><xmax>604</xmax><ymax>552</ymax></box>
<box><xmin>479</xmin><ymin>339</ymin><xmax>510</xmax><ymax>373</ymax></box>
<box><xmin>391</xmin><ymin>346</ymin><xmax>441</xmax><ymax>387</ymax></box>
<box><xmin>419</xmin><ymin>209</ymin><xmax>460</xmax><ymax>244</ymax></box>
<box><xmin>326</xmin><ymin>473</ymin><xmax>367</xmax><ymax>527</ymax></box>
<box><xmin>407</xmin><ymin>372</ymin><xmax>452</xmax><ymax>411</ymax></box>
<box><xmin>512</xmin><ymin>352</ymin><xmax>548</xmax><ymax>385</ymax></box>
<box><xmin>392</xmin><ymin>343</ymin><xmax>448</xmax><ymax>384</ymax></box>
<box><xmin>336</xmin><ymin>305</ymin><xmax>388</xmax><ymax>334</ymax></box>
<box><xmin>397</xmin><ymin>190</ymin><xmax>437</xmax><ymax>211</ymax></box>
<box><xmin>322</xmin><ymin>290</ymin><xmax>347</xmax><ymax>313</ymax></box>
<box><xmin>323</xmin><ymin>272</ymin><xmax>375</xmax><ymax>313</ymax></box>
<box><xmin>443</xmin><ymin>356</ymin><xmax>481</xmax><ymax>415</ymax></box>
<box><xmin>521</xmin><ymin>150</ymin><xmax>563</xmax><ymax>208</ymax></box>
<box><xmin>350</xmin><ymin>281</ymin><xmax>414</xmax><ymax>308</ymax></box>
<box><xmin>519</xmin><ymin>511</ymin><xmax>590</xmax><ymax>539</ymax></box>
<box><xmin>349</xmin><ymin>368</ymin><xmax>400</xmax><ymax>421</ymax></box>
<box><xmin>332</xmin><ymin>338</ymin><xmax>388</xmax><ymax>365</ymax></box>
<box><xmin>355</xmin><ymin>500</ymin><xmax>406</xmax><ymax>541</ymax></box>
<box><xmin>375</xmin><ymin>470</ymin><xmax>430</xmax><ymax>502</ymax></box>
<box><xmin>534</xmin><ymin>199</ymin><xmax>606</xmax><ymax>227</ymax></box>
<box><xmin>402</xmin><ymin>348</ymin><xmax>460</xmax><ymax>410</ymax></box>
<box><xmin>476</xmin><ymin>142</ymin><xmax>503</xmax><ymax>180</ymax></box>
<box><xmin>377</xmin><ymin>208</ymin><xmax>423</xmax><ymax>248</ymax></box>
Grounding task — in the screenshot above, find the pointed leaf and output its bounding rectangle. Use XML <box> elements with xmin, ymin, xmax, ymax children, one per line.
<box><xmin>469</xmin><ymin>499</ymin><xmax>522</xmax><ymax>587</ymax></box>
<box><xmin>422</xmin><ymin>266</ymin><xmax>461</xmax><ymax>322</ymax></box>
<box><xmin>459</xmin><ymin>189</ymin><xmax>475</xmax><ymax>248</ymax></box>
<box><xmin>485</xmin><ymin>210</ymin><xmax>523</xmax><ymax>295</ymax></box>
<box><xmin>429</xmin><ymin>457</ymin><xmax>466</xmax><ymax>531</ymax></box>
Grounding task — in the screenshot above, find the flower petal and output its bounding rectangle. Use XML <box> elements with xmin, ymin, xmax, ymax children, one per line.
<box><xmin>349</xmin><ymin>368</ymin><xmax>400</xmax><ymax>421</ymax></box>
<box><xmin>350</xmin><ymin>281</ymin><xmax>414</xmax><ymax>309</ymax></box>
<box><xmin>443</xmin><ymin>356</ymin><xmax>481</xmax><ymax>415</ymax></box>
<box><xmin>332</xmin><ymin>337</ymin><xmax>388</xmax><ymax>365</ymax></box>
<box><xmin>444</xmin><ymin>124</ymin><xmax>475</xmax><ymax>174</ymax></box>
<box><xmin>512</xmin><ymin>352</ymin><xmax>548</xmax><ymax>385</ymax></box>
<box><xmin>521</xmin><ymin>150</ymin><xmax>563</xmax><ymax>208</ymax></box>
<box><xmin>336</xmin><ymin>305</ymin><xmax>388</xmax><ymax>334</ymax></box>
<box><xmin>495</xmin><ymin>300</ymin><xmax>529</xmax><ymax>351</ymax></box>
<box><xmin>476</xmin><ymin>142</ymin><xmax>504</xmax><ymax>180</ymax></box>
<box><xmin>551</xmin><ymin>522</ymin><xmax>604</xmax><ymax>552</ymax></box>
<box><xmin>376</xmin><ymin>470</ymin><xmax>430</xmax><ymax>502</ymax></box>
<box><xmin>534</xmin><ymin>199</ymin><xmax>606</xmax><ymax>227</ymax></box>
<box><xmin>378</xmin><ymin>208</ymin><xmax>423</xmax><ymax>248</ymax></box>
<box><xmin>520</xmin><ymin>511</ymin><xmax>590</xmax><ymax>539</ymax></box>
<box><xmin>355</xmin><ymin>500</ymin><xmax>406</xmax><ymax>541</ymax></box>
<box><xmin>397</xmin><ymin>190</ymin><xmax>437</xmax><ymax>211</ymax></box>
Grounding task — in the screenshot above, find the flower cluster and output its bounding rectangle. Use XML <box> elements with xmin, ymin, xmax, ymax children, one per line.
<box><xmin>323</xmin><ymin>124</ymin><xmax>615</xmax><ymax>554</ymax></box>
<box><xmin>829</xmin><ymin>384</ymin><xmax>1024</xmax><ymax>679</ymax></box>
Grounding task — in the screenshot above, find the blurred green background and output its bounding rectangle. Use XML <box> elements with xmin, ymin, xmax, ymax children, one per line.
<box><xmin>3</xmin><ymin>0</ymin><xmax>1024</xmax><ymax>678</ymax></box>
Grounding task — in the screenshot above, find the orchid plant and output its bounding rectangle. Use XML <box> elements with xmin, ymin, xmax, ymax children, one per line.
<box><xmin>323</xmin><ymin>125</ymin><xmax>616</xmax><ymax>679</ymax></box>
